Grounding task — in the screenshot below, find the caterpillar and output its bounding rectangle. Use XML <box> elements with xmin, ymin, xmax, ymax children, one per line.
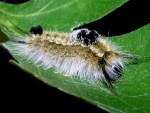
<box><xmin>2</xmin><ymin>25</ymin><xmax>148</xmax><ymax>90</ymax></box>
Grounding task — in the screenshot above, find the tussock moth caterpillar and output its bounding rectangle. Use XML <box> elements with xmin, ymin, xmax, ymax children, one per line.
<box><xmin>2</xmin><ymin>25</ymin><xmax>149</xmax><ymax>90</ymax></box>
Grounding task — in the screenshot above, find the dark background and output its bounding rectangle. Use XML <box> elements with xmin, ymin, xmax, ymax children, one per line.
<box><xmin>0</xmin><ymin>0</ymin><xmax>150</xmax><ymax>113</ymax></box>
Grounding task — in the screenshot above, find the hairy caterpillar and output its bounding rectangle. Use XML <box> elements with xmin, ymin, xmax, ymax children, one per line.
<box><xmin>1</xmin><ymin>25</ymin><xmax>149</xmax><ymax>90</ymax></box>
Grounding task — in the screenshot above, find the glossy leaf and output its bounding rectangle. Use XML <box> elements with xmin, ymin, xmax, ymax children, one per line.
<box><xmin>1</xmin><ymin>0</ymin><xmax>150</xmax><ymax>113</ymax></box>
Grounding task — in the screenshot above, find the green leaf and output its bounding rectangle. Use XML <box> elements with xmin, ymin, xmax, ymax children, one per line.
<box><xmin>1</xmin><ymin>0</ymin><xmax>150</xmax><ymax>113</ymax></box>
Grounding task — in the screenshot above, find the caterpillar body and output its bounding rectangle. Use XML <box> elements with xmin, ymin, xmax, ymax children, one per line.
<box><xmin>3</xmin><ymin>25</ymin><xmax>143</xmax><ymax>89</ymax></box>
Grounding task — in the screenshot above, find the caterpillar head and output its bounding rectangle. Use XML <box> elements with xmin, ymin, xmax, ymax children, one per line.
<box><xmin>99</xmin><ymin>51</ymin><xmax>124</xmax><ymax>86</ymax></box>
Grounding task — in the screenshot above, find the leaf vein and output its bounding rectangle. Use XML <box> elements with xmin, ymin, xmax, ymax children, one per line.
<box><xmin>0</xmin><ymin>0</ymin><xmax>78</xmax><ymax>17</ymax></box>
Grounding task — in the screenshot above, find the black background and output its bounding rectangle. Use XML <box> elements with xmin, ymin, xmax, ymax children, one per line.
<box><xmin>0</xmin><ymin>0</ymin><xmax>150</xmax><ymax>113</ymax></box>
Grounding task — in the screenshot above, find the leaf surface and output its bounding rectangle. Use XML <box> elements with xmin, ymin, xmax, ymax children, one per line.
<box><xmin>1</xmin><ymin>0</ymin><xmax>150</xmax><ymax>113</ymax></box>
